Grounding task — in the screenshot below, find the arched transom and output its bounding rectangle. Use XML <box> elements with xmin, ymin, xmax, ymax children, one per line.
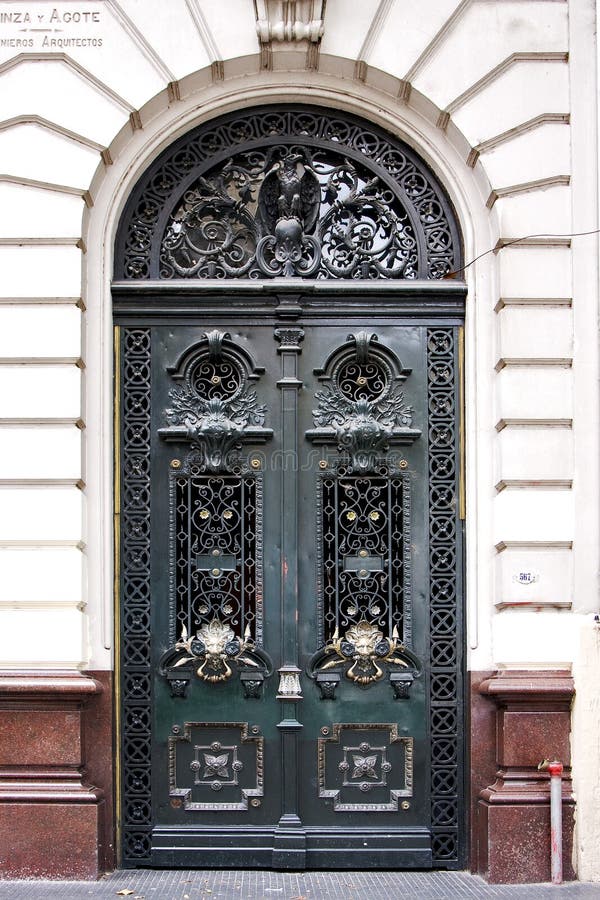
<box><xmin>115</xmin><ymin>107</ymin><xmax>462</xmax><ymax>281</ymax></box>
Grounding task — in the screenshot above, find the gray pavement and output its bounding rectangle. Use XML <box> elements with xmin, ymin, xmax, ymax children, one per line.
<box><xmin>0</xmin><ymin>870</ymin><xmax>599</xmax><ymax>899</ymax></box>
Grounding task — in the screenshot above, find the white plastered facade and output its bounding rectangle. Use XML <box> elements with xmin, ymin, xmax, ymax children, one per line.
<box><xmin>0</xmin><ymin>0</ymin><xmax>599</xmax><ymax>879</ymax></box>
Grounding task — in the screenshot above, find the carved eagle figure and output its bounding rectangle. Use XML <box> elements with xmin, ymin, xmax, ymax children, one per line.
<box><xmin>257</xmin><ymin>150</ymin><xmax>321</xmax><ymax>237</ymax></box>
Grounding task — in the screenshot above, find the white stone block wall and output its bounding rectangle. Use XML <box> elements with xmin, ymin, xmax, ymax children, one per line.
<box><xmin>0</xmin><ymin>0</ymin><xmax>598</xmax><ymax>878</ymax></box>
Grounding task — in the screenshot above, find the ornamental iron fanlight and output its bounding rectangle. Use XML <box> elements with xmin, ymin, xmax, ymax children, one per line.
<box><xmin>115</xmin><ymin>107</ymin><xmax>462</xmax><ymax>281</ymax></box>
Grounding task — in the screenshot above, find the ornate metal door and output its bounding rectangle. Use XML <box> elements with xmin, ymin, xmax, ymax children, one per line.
<box><xmin>114</xmin><ymin>106</ymin><xmax>465</xmax><ymax>870</ymax></box>
<box><xmin>116</xmin><ymin>310</ymin><xmax>463</xmax><ymax>868</ymax></box>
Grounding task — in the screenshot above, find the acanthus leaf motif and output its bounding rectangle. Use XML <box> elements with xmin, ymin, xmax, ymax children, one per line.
<box><xmin>312</xmin><ymin>384</ymin><xmax>413</xmax><ymax>472</ymax></box>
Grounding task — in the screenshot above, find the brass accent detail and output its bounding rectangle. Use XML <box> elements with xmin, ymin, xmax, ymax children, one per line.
<box><xmin>324</xmin><ymin>621</ymin><xmax>408</xmax><ymax>685</ymax></box>
<box><xmin>173</xmin><ymin>618</ymin><xmax>257</xmax><ymax>683</ymax></box>
<box><xmin>161</xmin><ymin>618</ymin><xmax>272</xmax><ymax>692</ymax></box>
<box><xmin>171</xmin><ymin>798</ymin><xmax>183</xmax><ymax>809</ymax></box>
<box><xmin>402</xmin><ymin>800</ymin><xmax>410</xmax><ymax>810</ymax></box>
<box><xmin>211</xmin><ymin>375</ymin><xmax>221</xmax><ymax>384</ymax></box>
<box><xmin>251</xmin><ymin>798</ymin><xmax>261</xmax><ymax>807</ymax></box>
<box><xmin>251</xmin><ymin>457</ymin><xmax>261</xmax><ymax>469</ymax></box>
<box><xmin>319</xmin><ymin>459</ymin><xmax>328</xmax><ymax>469</ymax></box>
<box><xmin>199</xmin><ymin>509</ymin><xmax>210</xmax><ymax>519</ymax></box>
<box><xmin>321</xmin><ymin>726</ymin><xmax>330</xmax><ymax>736</ymax></box>
<box><xmin>359</xmin><ymin>569</ymin><xmax>368</xmax><ymax>577</ymax></box>
<box><xmin>251</xmin><ymin>725</ymin><xmax>260</xmax><ymax>735</ymax></box>
<box><xmin>346</xmin><ymin>510</ymin><xmax>357</xmax><ymax>521</ymax></box>
<box><xmin>212</xmin><ymin>549</ymin><xmax>220</xmax><ymax>557</ymax></box>
<box><xmin>169</xmin><ymin>722</ymin><xmax>263</xmax><ymax>812</ymax></box>
<box><xmin>357</xmin><ymin>376</ymin><xmax>367</xmax><ymax>385</ymax></box>
<box><xmin>369</xmin><ymin>511</ymin><xmax>380</xmax><ymax>521</ymax></box>
<box><xmin>170</xmin><ymin>458</ymin><xmax>181</xmax><ymax>469</ymax></box>
<box><xmin>399</xmin><ymin>459</ymin><xmax>408</xmax><ymax>469</ymax></box>
<box><xmin>318</xmin><ymin>724</ymin><xmax>413</xmax><ymax>812</ymax></box>
<box><xmin>211</xmin><ymin>568</ymin><xmax>221</xmax><ymax>577</ymax></box>
<box><xmin>359</xmin><ymin>549</ymin><xmax>368</xmax><ymax>558</ymax></box>
<box><xmin>223</xmin><ymin>509</ymin><xmax>233</xmax><ymax>519</ymax></box>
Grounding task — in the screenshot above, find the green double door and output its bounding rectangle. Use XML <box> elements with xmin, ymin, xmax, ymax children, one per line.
<box><xmin>118</xmin><ymin>299</ymin><xmax>464</xmax><ymax>869</ymax></box>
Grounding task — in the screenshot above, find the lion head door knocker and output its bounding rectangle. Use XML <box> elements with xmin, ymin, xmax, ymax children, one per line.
<box><xmin>308</xmin><ymin>620</ymin><xmax>421</xmax><ymax>701</ymax></box>
<box><xmin>160</xmin><ymin>619</ymin><xmax>273</xmax><ymax>699</ymax></box>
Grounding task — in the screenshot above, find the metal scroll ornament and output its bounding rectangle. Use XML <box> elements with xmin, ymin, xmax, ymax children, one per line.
<box><xmin>308</xmin><ymin>620</ymin><xmax>421</xmax><ymax>699</ymax></box>
<box><xmin>307</xmin><ymin>332</ymin><xmax>421</xmax><ymax>471</ymax></box>
<box><xmin>164</xmin><ymin>390</ymin><xmax>265</xmax><ymax>472</ymax></box>
<box><xmin>158</xmin><ymin>151</ymin><xmax>424</xmax><ymax>280</ymax></box>
<box><xmin>159</xmin><ymin>330</ymin><xmax>273</xmax><ymax>472</ymax></box>
<box><xmin>160</xmin><ymin>618</ymin><xmax>273</xmax><ymax>694</ymax></box>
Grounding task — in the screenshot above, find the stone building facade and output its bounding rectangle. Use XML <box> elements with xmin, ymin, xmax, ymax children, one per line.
<box><xmin>0</xmin><ymin>0</ymin><xmax>598</xmax><ymax>884</ymax></box>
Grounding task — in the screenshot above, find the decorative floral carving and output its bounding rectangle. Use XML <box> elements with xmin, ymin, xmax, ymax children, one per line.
<box><xmin>351</xmin><ymin>754</ymin><xmax>378</xmax><ymax>779</ymax></box>
<box><xmin>165</xmin><ymin>387</ymin><xmax>265</xmax><ymax>472</ymax></box>
<box><xmin>308</xmin><ymin>332</ymin><xmax>421</xmax><ymax>471</ymax></box>
<box><xmin>312</xmin><ymin>389</ymin><xmax>414</xmax><ymax>471</ymax></box>
<box><xmin>160</xmin><ymin>330</ymin><xmax>272</xmax><ymax>472</ymax></box>
<box><xmin>203</xmin><ymin>753</ymin><xmax>230</xmax><ymax>778</ymax></box>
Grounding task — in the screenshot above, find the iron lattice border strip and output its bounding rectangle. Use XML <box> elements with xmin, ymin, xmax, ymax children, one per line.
<box><xmin>118</xmin><ymin>325</ymin><xmax>464</xmax><ymax>867</ymax></box>
<box><xmin>119</xmin><ymin>327</ymin><xmax>153</xmax><ymax>863</ymax></box>
<box><xmin>426</xmin><ymin>326</ymin><xmax>464</xmax><ymax>867</ymax></box>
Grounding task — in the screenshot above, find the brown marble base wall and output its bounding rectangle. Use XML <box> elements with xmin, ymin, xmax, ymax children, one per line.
<box><xmin>0</xmin><ymin>670</ymin><xmax>114</xmax><ymax>880</ymax></box>
<box><xmin>468</xmin><ymin>670</ymin><xmax>497</xmax><ymax>872</ymax></box>
<box><xmin>473</xmin><ymin>669</ymin><xmax>575</xmax><ymax>884</ymax></box>
<box><xmin>83</xmin><ymin>671</ymin><xmax>115</xmax><ymax>874</ymax></box>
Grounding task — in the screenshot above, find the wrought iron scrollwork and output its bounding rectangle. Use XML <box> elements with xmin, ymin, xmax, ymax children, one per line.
<box><xmin>116</xmin><ymin>107</ymin><xmax>462</xmax><ymax>281</ymax></box>
<box><xmin>158</xmin><ymin>330</ymin><xmax>273</xmax><ymax>472</ymax></box>
<box><xmin>307</xmin><ymin>332</ymin><xmax>421</xmax><ymax>471</ymax></box>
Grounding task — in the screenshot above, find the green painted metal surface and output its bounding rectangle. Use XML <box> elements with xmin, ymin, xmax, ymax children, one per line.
<box><xmin>117</xmin><ymin>291</ymin><xmax>464</xmax><ymax>869</ymax></box>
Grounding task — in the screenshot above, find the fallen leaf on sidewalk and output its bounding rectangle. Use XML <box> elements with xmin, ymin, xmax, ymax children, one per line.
<box><xmin>116</xmin><ymin>892</ymin><xmax>135</xmax><ymax>897</ymax></box>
